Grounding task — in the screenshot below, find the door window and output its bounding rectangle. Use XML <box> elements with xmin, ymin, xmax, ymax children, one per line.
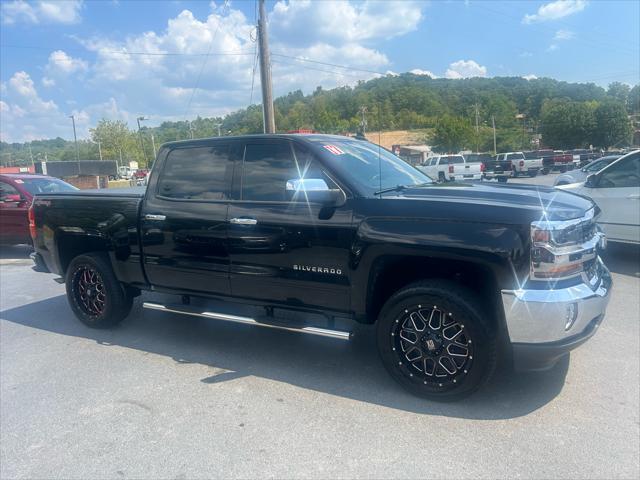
<box><xmin>240</xmin><ymin>142</ymin><xmax>334</xmax><ymax>202</ymax></box>
<box><xmin>157</xmin><ymin>144</ymin><xmax>233</xmax><ymax>200</ymax></box>
<box><xmin>0</xmin><ymin>181</ymin><xmax>21</xmax><ymax>202</ymax></box>
<box><xmin>598</xmin><ymin>154</ymin><xmax>640</xmax><ymax>188</ymax></box>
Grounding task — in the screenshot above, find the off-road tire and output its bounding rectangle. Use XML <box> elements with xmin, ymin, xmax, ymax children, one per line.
<box><xmin>376</xmin><ymin>280</ymin><xmax>497</xmax><ymax>401</ymax></box>
<box><xmin>65</xmin><ymin>253</ymin><xmax>133</xmax><ymax>328</ymax></box>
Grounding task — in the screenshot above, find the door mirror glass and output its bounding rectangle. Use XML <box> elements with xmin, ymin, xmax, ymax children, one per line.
<box><xmin>286</xmin><ymin>178</ymin><xmax>346</xmax><ymax>206</ymax></box>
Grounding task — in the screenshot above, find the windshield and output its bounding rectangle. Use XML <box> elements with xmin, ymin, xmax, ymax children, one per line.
<box><xmin>19</xmin><ymin>178</ymin><xmax>78</xmax><ymax>195</ymax></box>
<box><xmin>445</xmin><ymin>156</ymin><xmax>465</xmax><ymax>164</ymax></box>
<box><xmin>315</xmin><ymin>140</ymin><xmax>431</xmax><ymax>196</ymax></box>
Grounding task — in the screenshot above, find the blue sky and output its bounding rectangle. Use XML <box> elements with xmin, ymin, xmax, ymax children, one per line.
<box><xmin>1</xmin><ymin>0</ymin><xmax>638</xmax><ymax>142</ymax></box>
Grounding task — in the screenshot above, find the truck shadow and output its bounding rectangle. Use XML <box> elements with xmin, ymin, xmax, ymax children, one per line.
<box><xmin>1</xmin><ymin>293</ymin><xmax>570</xmax><ymax>420</ymax></box>
<box><xmin>601</xmin><ymin>242</ymin><xmax>640</xmax><ymax>278</ymax></box>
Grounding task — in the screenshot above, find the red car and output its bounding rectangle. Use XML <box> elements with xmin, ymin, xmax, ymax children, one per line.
<box><xmin>0</xmin><ymin>174</ymin><xmax>77</xmax><ymax>245</ymax></box>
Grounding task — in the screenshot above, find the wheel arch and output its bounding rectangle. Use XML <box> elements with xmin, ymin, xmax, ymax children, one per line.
<box><xmin>361</xmin><ymin>255</ymin><xmax>508</xmax><ymax>337</ymax></box>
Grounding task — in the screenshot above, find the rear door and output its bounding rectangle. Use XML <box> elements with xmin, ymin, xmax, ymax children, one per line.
<box><xmin>226</xmin><ymin>138</ymin><xmax>353</xmax><ymax>312</ymax></box>
<box><xmin>587</xmin><ymin>153</ymin><xmax>640</xmax><ymax>243</ymax></box>
<box><xmin>141</xmin><ymin>142</ymin><xmax>238</xmax><ymax>294</ymax></box>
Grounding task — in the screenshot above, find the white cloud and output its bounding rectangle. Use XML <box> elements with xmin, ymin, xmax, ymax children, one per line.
<box><xmin>2</xmin><ymin>2</ymin><xmax>422</xmax><ymax>141</ymax></box>
<box><xmin>270</xmin><ymin>0</ymin><xmax>424</xmax><ymax>45</ymax></box>
<box><xmin>445</xmin><ymin>60</ymin><xmax>487</xmax><ymax>79</ymax></box>
<box><xmin>522</xmin><ymin>74</ymin><xmax>538</xmax><ymax>80</ymax></box>
<box><xmin>554</xmin><ymin>29</ymin><xmax>575</xmax><ymax>40</ymax></box>
<box><xmin>1</xmin><ymin>0</ymin><xmax>83</xmax><ymax>25</ymax></box>
<box><xmin>547</xmin><ymin>44</ymin><xmax>559</xmax><ymax>51</ymax></box>
<box><xmin>523</xmin><ymin>0</ymin><xmax>587</xmax><ymax>24</ymax></box>
<box><xmin>518</xmin><ymin>51</ymin><xmax>534</xmax><ymax>58</ymax></box>
<box><xmin>46</xmin><ymin>50</ymin><xmax>88</xmax><ymax>75</ymax></box>
<box><xmin>410</xmin><ymin>69</ymin><xmax>437</xmax><ymax>78</ymax></box>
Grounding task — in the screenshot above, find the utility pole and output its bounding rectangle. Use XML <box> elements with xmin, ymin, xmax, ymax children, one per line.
<box><xmin>189</xmin><ymin>121</ymin><xmax>194</xmax><ymax>139</ymax></box>
<box><xmin>69</xmin><ymin>115</ymin><xmax>79</xmax><ymax>161</ymax></box>
<box><xmin>97</xmin><ymin>140</ymin><xmax>102</xmax><ymax>160</ymax></box>
<box><xmin>151</xmin><ymin>134</ymin><xmax>157</xmax><ymax>158</ymax></box>
<box><xmin>258</xmin><ymin>0</ymin><xmax>275</xmax><ymax>133</ymax></box>
<box><xmin>137</xmin><ymin>116</ymin><xmax>147</xmax><ymax>165</ymax></box>
<box><xmin>359</xmin><ymin>106</ymin><xmax>368</xmax><ymax>135</ymax></box>
<box><xmin>491</xmin><ymin>115</ymin><xmax>497</xmax><ymax>155</ymax></box>
<box><xmin>28</xmin><ymin>142</ymin><xmax>34</xmax><ymax>167</ymax></box>
<box><xmin>214</xmin><ymin>123</ymin><xmax>222</xmax><ymax>137</ymax></box>
<box><xmin>474</xmin><ymin>103</ymin><xmax>480</xmax><ymax>153</ymax></box>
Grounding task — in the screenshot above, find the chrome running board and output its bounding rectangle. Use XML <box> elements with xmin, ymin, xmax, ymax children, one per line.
<box><xmin>142</xmin><ymin>302</ymin><xmax>352</xmax><ymax>341</ymax></box>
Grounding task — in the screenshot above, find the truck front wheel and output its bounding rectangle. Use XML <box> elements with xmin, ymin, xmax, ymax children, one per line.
<box><xmin>65</xmin><ymin>253</ymin><xmax>133</xmax><ymax>328</ymax></box>
<box><xmin>376</xmin><ymin>281</ymin><xmax>496</xmax><ymax>401</ymax></box>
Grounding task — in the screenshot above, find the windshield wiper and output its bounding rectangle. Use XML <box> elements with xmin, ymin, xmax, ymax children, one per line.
<box><xmin>374</xmin><ymin>182</ymin><xmax>432</xmax><ymax>196</ymax></box>
<box><xmin>374</xmin><ymin>184</ymin><xmax>407</xmax><ymax>196</ymax></box>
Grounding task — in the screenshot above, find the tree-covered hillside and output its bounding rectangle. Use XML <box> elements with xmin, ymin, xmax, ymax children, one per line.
<box><xmin>2</xmin><ymin>75</ymin><xmax>638</xmax><ymax>167</ymax></box>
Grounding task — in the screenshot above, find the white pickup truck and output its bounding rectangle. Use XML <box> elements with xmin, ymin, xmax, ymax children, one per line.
<box><xmin>499</xmin><ymin>151</ymin><xmax>542</xmax><ymax>178</ymax></box>
<box><xmin>417</xmin><ymin>154</ymin><xmax>483</xmax><ymax>182</ymax></box>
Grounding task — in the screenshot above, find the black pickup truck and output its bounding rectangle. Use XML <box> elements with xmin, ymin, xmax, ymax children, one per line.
<box><xmin>29</xmin><ymin>134</ymin><xmax>612</xmax><ymax>400</ymax></box>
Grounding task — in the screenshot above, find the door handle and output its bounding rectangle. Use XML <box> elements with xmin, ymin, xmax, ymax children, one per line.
<box><xmin>145</xmin><ymin>214</ymin><xmax>166</xmax><ymax>221</ymax></box>
<box><xmin>230</xmin><ymin>217</ymin><xmax>257</xmax><ymax>225</ymax></box>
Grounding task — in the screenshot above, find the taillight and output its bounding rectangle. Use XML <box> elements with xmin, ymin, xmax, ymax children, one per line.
<box><xmin>519</xmin><ymin>160</ymin><xmax>525</xmax><ymax>167</ymax></box>
<box><xmin>448</xmin><ymin>165</ymin><xmax>454</xmax><ymax>174</ymax></box>
<box><xmin>28</xmin><ymin>204</ymin><xmax>36</xmax><ymax>241</ymax></box>
<box><xmin>480</xmin><ymin>163</ymin><xmax>485</xmax><ymax>172</ymax></box>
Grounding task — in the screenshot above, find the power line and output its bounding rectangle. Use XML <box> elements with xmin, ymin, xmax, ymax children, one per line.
<box><xmin>0</xmin><ymin>43</ymin><xmax>253</xmax><ymax>57</ymax></box>
<box><xmin>183</xmin><ymin>0</ymin><xmax>229</xmax><ymax>121</ymax></box>
<box><xmin>271</xmin><ymin>53</ymin><xmax>387</xmax><ymax>76</ymax></box>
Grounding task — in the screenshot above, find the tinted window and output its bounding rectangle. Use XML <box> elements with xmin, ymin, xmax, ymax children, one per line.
<box><xmin>158</xmin><ymin>145</ymin><xmax>231</xmax><ymax>200</ymax></box>
<box><xmin>0</xmin><ymin>181</ymin><xmax>20</xmax><ymax>200</ymax></box>
<box><xmin>598</xmin><ymin>153</ymin><xmax>640</xmax><ymax>188</ymax></box>
<box><xmin>507</xmin><ymin>153</ymin><xmax>525</xmax><ymax>161</ymax></box>
<box><xmin>242</xmin><ymin>142</ymin><xmax>332</xmax><ymax>202</ymax></box>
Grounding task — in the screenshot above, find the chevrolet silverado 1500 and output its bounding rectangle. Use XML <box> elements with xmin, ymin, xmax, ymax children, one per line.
<box><xmin>29</xmin><ymin>134</ymin><xmax>612</xmax><ymax>400</ymax></box>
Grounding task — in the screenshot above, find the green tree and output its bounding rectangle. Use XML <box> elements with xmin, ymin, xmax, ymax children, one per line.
<box><xmin>432</xmin><ymin>115</ymin><xmax>473</xmax><ymax>153</ymax></box>
<box><xmin>607</xmin><ymin>82</ymin><xmax>631</xmax><ymax>109</ymax></box>
<box><xmin>592</xmin><ymin>101</ymin><xmax>632</xmax><ymax>149</ymax></box>
<box><xmin>540</xmin><ymin>100</ymin><xmax>596</xmax><ymax>149</ymax></box>
<box><xmin>90</xmin><ymin>119</ymin><xmax>143</xmax><ymax>166</ymax></box>
<box><xmin>628</xmin><ymin>84</ymin><xmax>640</xmax><ymax>114</ymax></box>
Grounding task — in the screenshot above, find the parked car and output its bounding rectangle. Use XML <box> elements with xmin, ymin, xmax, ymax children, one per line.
<box><xmin>502</xmin><ymin>151</ymin><xmax>542</xmax><ymax>177</ymax></box>
<box><xmin>557</xmin><ymin>150</ymin><xmax>639</xmax><ymax>244</ymax></box>
<box><xmin>552</xmin><ymin>151</ymin><xmax>575</xmax><ymax>172</ymax></box>
<box><xmin>568</xmin><ymin>149</ymin><xmax>602</xmax><ymax>168</ymax></box>
<box><xmin>528</xmin><ymin>149</ymin><xmax>556</xmax><ymax>174</ymax></box>
<box><xmin>482</xmin><ymin>155</ymin><xmax>512</xmax><ymax>182</ymax></box>
<box><xmin>0</xmin><ymin>173</ymin><xmax>77</xmax><ymax>245</ymax></box>
<box><xmin>29</xmin><ymin>134</ymin><xmax>612</xmax><ymax>401</ymax></box>
<box><xmin>417</xmin><ymin>154</ymin><xmax>482</xmax><ymax>182</ymax></box>
<box><xmin>554</xmin><ymin>155</ymin><xmax>621</xmax><ymax>186</ymax></box>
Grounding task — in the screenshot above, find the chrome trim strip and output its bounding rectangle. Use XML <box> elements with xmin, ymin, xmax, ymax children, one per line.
<box><xmin>143</xmin><ymin>302</ymin><xmax>352</xmax><ymax>340</ymax></box>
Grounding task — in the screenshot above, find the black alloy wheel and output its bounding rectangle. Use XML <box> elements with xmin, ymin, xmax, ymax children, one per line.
<box><xmin>376</xmin><ymin>280</ymin><xmax>496</xmax><ymax>401</ymax></box>
<box><xmin>393</xmin><ymin>305</ymin><xmax>473</xmax><ymax>385</ymax></box>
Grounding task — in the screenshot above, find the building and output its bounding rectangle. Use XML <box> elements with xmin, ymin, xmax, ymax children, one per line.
<box><xmin>391</xmin><ymin>145</ymin><xmax>433</xmax><ymax>166</ymax></box>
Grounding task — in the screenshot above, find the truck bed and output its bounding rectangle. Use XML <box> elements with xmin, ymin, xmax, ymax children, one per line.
<box><xmin>31</xmin><ymin>189</ymin><xmax>146</xmax><ymax>286</ymax></box>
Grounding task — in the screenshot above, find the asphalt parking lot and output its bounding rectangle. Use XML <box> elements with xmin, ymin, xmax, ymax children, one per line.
<box><xmin>1</xmin><ymin>173</ymin><xmax>639</xmax><ymax>479</ymax></box>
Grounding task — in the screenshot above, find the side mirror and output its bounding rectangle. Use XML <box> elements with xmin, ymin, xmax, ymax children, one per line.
<box><xmin>286</xmin><ymin>178</ymin><xmax>346</xmax><ymax>207</ymax></box>
<box><xmin>585</xmin><ymin>174</ymin><xmax>599</xmax><ymax>188</ymax></box>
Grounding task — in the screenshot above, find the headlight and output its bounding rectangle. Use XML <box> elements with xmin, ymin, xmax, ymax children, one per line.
<box><xmin>530</xmin><ymin>209</ymin><xmax>599</xmax><ymax>281</ymax></box>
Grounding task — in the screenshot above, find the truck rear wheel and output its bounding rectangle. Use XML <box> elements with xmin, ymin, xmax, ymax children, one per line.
<box><xmin>376</xmin><ymin>280</ymin><xmax>496</xmax><ymax>401</ymax></box>
<box><xmin>65</xmin><ymin>253</ymin><xmax>133</xmax><ymax>328</ymax></box>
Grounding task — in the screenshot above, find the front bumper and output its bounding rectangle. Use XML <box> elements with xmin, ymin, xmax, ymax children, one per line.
<box><xmin>501</xmin><ymin>257</ymin><xmax>612</xmax><ymax>371</ymax></box>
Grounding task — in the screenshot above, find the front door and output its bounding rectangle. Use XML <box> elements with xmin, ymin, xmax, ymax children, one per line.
<box><xmin>227</xmin><ymin>139</ymin><xmax>354</xmax><ymax>312</ymax></box>
<box><xmin>141</xmin><ymin>142</ymin><xmax>238</xmax><ymax>295</ymax></box>
<box><xmin>0</xmin><ymin>180</ymin><xmax>30</xmax><ymax>245</ymax></box>
<box><xmin>587</xmin><ymin>152</ymin><xmax>640</xmax><ymax>243</ymax></box>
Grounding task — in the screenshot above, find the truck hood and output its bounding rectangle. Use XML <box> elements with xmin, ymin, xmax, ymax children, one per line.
<box><xmin>391</xmin><ymin>182</ymin><xmax>594</xmax><ymax>222</ymax></box>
